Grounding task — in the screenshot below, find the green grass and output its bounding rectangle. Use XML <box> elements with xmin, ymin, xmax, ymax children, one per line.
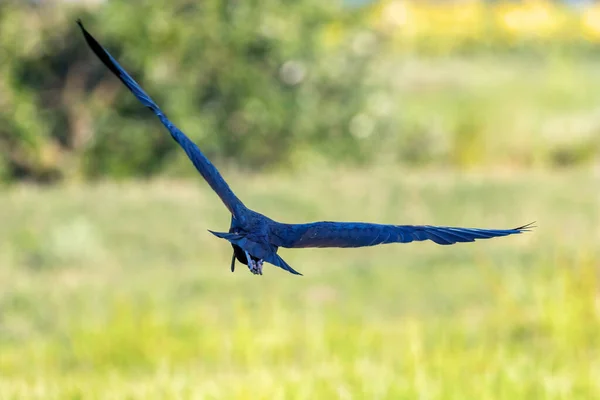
<box><xmin>375</xmin><ymin>56</ymin><xmax>600</xmax><ymax>169</ymax></box>
<box><xmin>0</xmin><ymin>168</ymin><xmax>598</xmax><ymax>399</ymax></box>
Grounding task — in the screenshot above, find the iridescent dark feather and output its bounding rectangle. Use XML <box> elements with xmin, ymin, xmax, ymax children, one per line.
<box><xmin>270</xmin><ymin>222</ymin><xmax>535</xmax><ymax>248</ymax></box>
<box><xmin>78</xmin><ymin>21</ymin><xmax>533</xmax><ymax>276</ymax></box>
<box><xmin>77</xmin><ymin>20</ymin><xmax>246</xmax><ymax>221</ymax></box>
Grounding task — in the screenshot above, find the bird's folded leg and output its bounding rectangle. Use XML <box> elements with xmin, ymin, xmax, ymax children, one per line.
<box><xmin>244</xmin><ymin>250</ymin><xmax>263</xmax><ymax>275</ymax></box>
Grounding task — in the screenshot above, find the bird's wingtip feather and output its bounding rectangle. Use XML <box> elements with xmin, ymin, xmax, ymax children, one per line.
<box><xmin>515</xmin><ymin>221</ymin><xmax>536</xmax><ymax>232</ymax></box>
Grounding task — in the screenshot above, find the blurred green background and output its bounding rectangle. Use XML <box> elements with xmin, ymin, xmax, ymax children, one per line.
<box><xmin>0</xmin><ymin>0</ymin><xmax>599</xmax><ymax>398</ymax></box>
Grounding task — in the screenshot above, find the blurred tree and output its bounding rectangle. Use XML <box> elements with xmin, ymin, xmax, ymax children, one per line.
<box><xmin>0</xmin><ymin>0</ymin><xmax>382</xmax><ymax>181</ymax></box>
<box><xmin>3</xmin><ymin>0</ymin><xmax>598</xmax><ymax>183</ymax></box>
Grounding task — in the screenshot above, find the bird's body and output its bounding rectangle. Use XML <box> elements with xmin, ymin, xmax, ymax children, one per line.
<box><xmin>77</xmin><ymin>21</ymin><xmax>533</xmax><ymax>276</ymax></box>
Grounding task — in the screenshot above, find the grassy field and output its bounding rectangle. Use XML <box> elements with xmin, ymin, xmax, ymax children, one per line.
<box><xmin>0</xmin><ymin>168</ymin><xmax>598</xmax><ymax>399</ymax></box>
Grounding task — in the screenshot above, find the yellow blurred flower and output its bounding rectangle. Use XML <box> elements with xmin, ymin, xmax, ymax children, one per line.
<box><xmin>494</xmin><ymin>1</ymin><xmax>567</xmax><ymax>39</ymax></box>
<box><xmin>370</xmin><ymin>0</ymin><xmax>590</xmax><ymax>51</ymax></box>
<box><xmin>582</xmin><ymin>4</ymin><xmax>600</xmax><ymax>41</ymax></box>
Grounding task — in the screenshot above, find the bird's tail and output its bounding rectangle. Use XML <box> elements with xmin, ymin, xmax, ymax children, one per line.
<box><xmin>208</xmin><ymin>230</ymin><xmax>302</xmax><ymax>276</ymax></box>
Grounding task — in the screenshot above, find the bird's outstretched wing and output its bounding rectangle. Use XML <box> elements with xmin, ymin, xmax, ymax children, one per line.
<box><xmin>77</xmin><ymin>20</ymin><xmax>246</xmax><ymax>219</ymax></box>
<box><xmin>270</xmin><ymin>221</ymin><xmax>534</xmax><ymax>248</ymax></box>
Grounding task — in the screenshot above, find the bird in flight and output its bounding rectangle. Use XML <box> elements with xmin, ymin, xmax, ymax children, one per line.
<box><xmin>77</xmin><ymin>20</ymin><xmax>533</xmax><ymax>276</ymax></box>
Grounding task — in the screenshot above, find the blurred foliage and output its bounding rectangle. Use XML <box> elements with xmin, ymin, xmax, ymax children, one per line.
<box><xmin>0</xmin><ymin>0</ymin><xmax>379</xmax><ymax>181</ymax></box>
<box><xmin>1</xmin><ymin>0</ymin><xmax>600</xmax><ymax>182</ymax></box>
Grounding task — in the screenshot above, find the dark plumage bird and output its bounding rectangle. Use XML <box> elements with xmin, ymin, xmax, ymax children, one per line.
<box><xmin>77</xmin><ymin>21</ymin><xmax>534</xmax><ymax>276</ymax></box>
